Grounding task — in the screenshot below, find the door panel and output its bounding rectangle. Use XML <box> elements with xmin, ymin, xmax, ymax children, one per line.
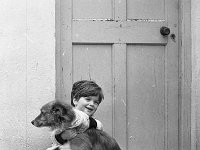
<box><xmin>73</xmin><ymin>0</ymin><xmax>112</xmax><ymax>19</ymax></box>
<box><xmin>73</xmin><ymin>21</ymin><xmax>167</xmax><ymax>44</ymax></box>
<box><xmin>127</xmin><ymin>45</ymin><xmax>165</xmax><ymax>149</ymax></box>
<box><xmin>58</xmin><ymin>0</ymin><xmax>179</xmax><ymax>149</ymax></box>
<box><xmin>127</xmin><ymin>0</ymin><xmax>165</xmax><ymax>19</ymax></box>
<box><xmin>72</xmin><ymin>44</ymin><xmax>113</xmax><ymax>134</ymax></box>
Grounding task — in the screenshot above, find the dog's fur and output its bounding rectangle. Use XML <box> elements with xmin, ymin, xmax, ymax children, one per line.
<box><xmin>31</xmin><ymin>100</ymin><xmax>121</xmax><ymax>150</ymax></box>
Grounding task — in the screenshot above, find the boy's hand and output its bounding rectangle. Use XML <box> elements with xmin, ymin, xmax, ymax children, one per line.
<box><xmin>46</xmin><ymin>145</ymin><xmax>59</xmax><ymax>150</ymax></box>
<box><xmin>89</xmin><ymin>117</ymin><xmax>103</xmax><ymax>130</ymax></box>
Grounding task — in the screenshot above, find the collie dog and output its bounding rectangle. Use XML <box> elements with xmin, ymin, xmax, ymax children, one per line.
<box><xmin>31</xmin><ymin>100</ymin><xmax>121</xmax><ymax>150</ymax></box>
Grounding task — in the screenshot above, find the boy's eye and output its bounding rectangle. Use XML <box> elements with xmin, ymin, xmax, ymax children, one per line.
<box><xmin>84</xmin><ymin>97</ymin><xmax>100</xmax><ymax>105</ymax></box>
<box><xmin>94</xmin><ymin>101</ymin><xmax>100</xmax><ymax>105</ymax></box>
<box><xmin>85</xmin><ymin>98</ymin><xmax>91</xmax><ymax>101</ymax></box>
<box><xmin>95</xmin><ymin>102</ymin><xmax>99</xmax><ymax>105</ymax></box>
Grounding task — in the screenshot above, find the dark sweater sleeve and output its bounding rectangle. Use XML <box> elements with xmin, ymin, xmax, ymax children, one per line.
<box><xmin>89</xmin><ymin>117</ymin><xmax>97</xmax><ymax>129</ymax></box>
<box><xmin>55</xmin><ymin>117</ymin><xmax>97</xmax><ymax>144</ymax></box>
<box><xmin>55</xmin><ymin>132</ymin><xmax>68</xmax><ymax>145</ymax></box>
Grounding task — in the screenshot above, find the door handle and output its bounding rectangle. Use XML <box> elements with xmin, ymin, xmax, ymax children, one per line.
<box><xmin>160</xmin><ymin>26</ymin><xmax>170</xmax><ymax>36</ymax></box>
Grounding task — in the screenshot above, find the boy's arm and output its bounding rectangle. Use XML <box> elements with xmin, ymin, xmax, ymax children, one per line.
<box><xmin>54</xmin><ymin>118</ymin><xmax>103</xmax><ymax>145</ymax></box>
<box><xmin>53</xmin><ymin>109</ymin><xmax>89</xmax><ymax>145</ymax></box>
<box><xmin>54</xmin><ymin>110</ymin><xmax>103</xmax><ymax>144</ymax></box>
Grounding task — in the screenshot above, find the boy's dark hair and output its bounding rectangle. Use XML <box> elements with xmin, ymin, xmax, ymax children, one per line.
<box><xmin>71</xmin><ymin>80</ymin><xmax>104</xmax><ymax>107</ymax></box>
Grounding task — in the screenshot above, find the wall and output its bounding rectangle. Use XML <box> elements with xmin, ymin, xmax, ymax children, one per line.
<box><xmin>191</xmin><ymin>0</ymin><xmax>200</xmax><ymax>149</ymax></box>
<box><xmin>0</xmin><ymin>0</ymin><xmax>55</xmax><ymax>150</ymax></box>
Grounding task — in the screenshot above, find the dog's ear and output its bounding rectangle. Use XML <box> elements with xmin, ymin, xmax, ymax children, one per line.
<box><xmin>51</xmin><ymin>102</ymin><xmax>75</xmax><ymax>122</ymax></box>
<box><xmin>52</xmin><ymin>102</ymin><xmax>66</xmax><ymax>116</ymax></box>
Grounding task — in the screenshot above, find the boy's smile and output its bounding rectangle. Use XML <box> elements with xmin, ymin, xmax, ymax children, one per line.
<box><xmin>73</xmin><ymin>96</ymin><xmax>100</xmax><ymax>116</ymax></box>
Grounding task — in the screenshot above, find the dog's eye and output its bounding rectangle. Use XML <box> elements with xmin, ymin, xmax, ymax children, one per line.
<box><xmin>51</xmin><ymin>110</ymin><xmax>56</xmax><ymax>115</ymax></box>
<box><xmin>41</xmin><ymin>111</ymin><xmax>46</xmax><ymax>115</ymax></box>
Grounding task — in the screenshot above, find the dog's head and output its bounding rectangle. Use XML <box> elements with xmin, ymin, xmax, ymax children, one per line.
<box><xmin>31</xmin><ymin>100</ymin><xmax>75</xmax><ymax>130</ymax></box>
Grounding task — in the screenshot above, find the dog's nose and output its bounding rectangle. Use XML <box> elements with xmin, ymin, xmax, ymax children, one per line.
<box><xmin>31</xmin><ymin>120</ymin><xmax>35</xmax><ymax>125</ymax></box>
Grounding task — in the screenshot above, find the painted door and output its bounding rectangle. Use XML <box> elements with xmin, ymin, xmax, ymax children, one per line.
<box><xmin>56</xmin><ymin>0</ymin><xmax>179</xmax><ymax>149</ymax></box>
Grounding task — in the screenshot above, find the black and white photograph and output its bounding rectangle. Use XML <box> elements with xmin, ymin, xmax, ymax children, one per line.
<box><xmin>0</xmin><ymin>0</ymin><xmax>196</xmax><ymax>150</ymax></box>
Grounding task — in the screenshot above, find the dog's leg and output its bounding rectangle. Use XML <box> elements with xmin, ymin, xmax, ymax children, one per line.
<box><xmin>70</xmin><ymin>135</ymin><xmax>92</xmax><ymax>150</ymax></box>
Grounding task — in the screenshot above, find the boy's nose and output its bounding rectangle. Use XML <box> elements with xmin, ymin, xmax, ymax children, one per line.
<box><xmin>89</xmin><ymin>101</ymin><xmax>95</xmax><ymax>106</ymax></box>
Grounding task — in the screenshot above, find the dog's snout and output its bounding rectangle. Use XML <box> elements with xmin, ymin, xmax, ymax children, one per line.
<box><xmin>31</xmin><ymin>118</ymin><xmax>44</xmax><ymax>127</ymax></box>
<box><xmin>31</xmin><ymin>120</ymin><xmax>39</xmax><ymax>127</ymax></box>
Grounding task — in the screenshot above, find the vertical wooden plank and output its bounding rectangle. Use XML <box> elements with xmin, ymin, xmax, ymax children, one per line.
<box><xmin>164</xmin><ymin>1</ymin><xmax>169</xmax><ymax>149</ymax></box>
<box><xmin>114</xmin><ymin>0</ymin><xmax>126</xmax><ymax>20</ymax></box>
<box><xmin>60</xmin><ymin>0</ymin><xmax>73</xmax><ymax>102</ymax></box>
<box><xmin>179</xmin><ymin>0</ymin><xmax>192</xmax><ymax>150</ymax></box>
<box><xmin>56</xmin><ymin>0</ymin><xmax>61</xmax><ymax>100</ymax></box>
<box><xmin>165</xmin><ymin>0</ymin><xmax>179</xmax><ymax>150</ymax></box>
<box><xmin>113</xmin><ymin>44</ymin><xmax>127</xmax><ymax>149</ymax></box>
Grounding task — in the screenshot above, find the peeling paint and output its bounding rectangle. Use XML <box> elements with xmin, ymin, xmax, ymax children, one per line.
<box><xmin>152</xmin><ymin>84</ymin><xmax>156</xmax><ymax>88</ymax></box>
<box><xmin>129</xmin><ymin>136</ymin><xmax>133</xmax><ymax>139</ymax></box>
<box><xmin>127</xmin><ymin>19</ymin><xmax>165</xmax><ymax>22</ymax></box>
<box><xmin>24</xmin><ymin>33</ymin><xmax>34</xmax><ymax>43</ymax></box>
<box><xmin>121</xmin><ymin>99</ymin><xmax>126</xmax><ymax>106</ymax></box>
<box><xmin>153</xmin><ymin>57</ymin><xmax>157</xmax><ymax>88</ymax></box>
<box><xmin>73</xmin><ymin>19</ymin><xmax>165</xmax><ymax>22</ymax></box>
<box><xmin>73</xmin><ymin>18</ymin><xmax>114</xmax><ymax>21</ymax></box>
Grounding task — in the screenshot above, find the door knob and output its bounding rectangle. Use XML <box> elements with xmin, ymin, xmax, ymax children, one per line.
<box><xmin>160</xmin><ymin>26</ymin><xmax>170</xmax><ymax>36</ymax></box>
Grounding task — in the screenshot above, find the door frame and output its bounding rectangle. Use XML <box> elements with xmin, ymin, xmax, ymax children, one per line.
<box><xmin>55</xmin><ymin>0</ymin><xmax>192</xmax><ymax>149</ymax></box>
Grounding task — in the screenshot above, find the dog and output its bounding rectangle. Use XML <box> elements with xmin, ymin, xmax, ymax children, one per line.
<box><xmin>31</xmin><ymin>100</ymin><xmax>121</xmax><ymax>150</ymax></box>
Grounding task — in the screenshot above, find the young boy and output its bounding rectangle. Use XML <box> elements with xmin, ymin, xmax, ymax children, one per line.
<box><xmin>51</xmin><ymin>80</ymin><xmax>104</xmax><ymax>147</ymax></box>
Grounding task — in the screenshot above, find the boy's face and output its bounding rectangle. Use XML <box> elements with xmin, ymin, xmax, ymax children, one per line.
<box><xmin>73</xmin><ymin>96</ymin><xmax>100</xmax><ymax>116</ymax></box>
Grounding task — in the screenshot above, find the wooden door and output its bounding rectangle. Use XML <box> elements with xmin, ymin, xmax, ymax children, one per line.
<box><xmin>56</xmin><ymin>0</ymin><xmax>179</xmax><ymax>149</ymax></box>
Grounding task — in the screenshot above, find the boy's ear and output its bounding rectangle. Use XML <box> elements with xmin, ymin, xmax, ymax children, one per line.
<box><xmin>73</xmin><ymin>98</ymin><xmax>78</xmax><ymax>106</ymax></box>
